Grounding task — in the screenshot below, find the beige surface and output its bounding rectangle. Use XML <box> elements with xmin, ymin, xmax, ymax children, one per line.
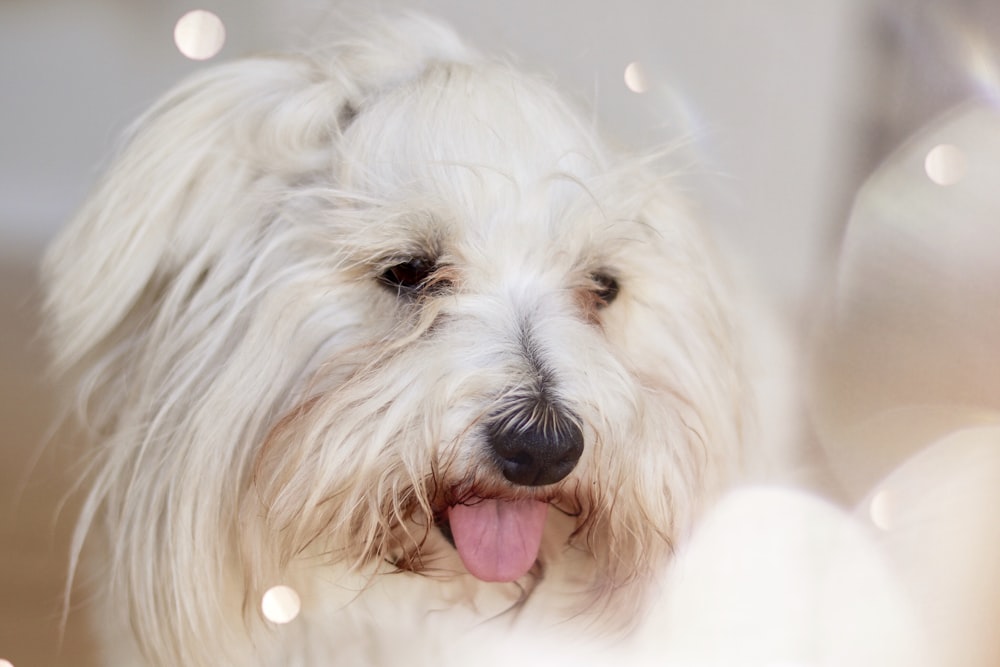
<box><xmin>0</xmin><ymin>258</ymin><xmax>97</xmax><ymax>667</ymax></box>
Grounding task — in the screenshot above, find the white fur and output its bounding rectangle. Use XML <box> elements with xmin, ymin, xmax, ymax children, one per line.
<box><xmin>45</xmin><ymin>15</ymin><xmax>774</xmax><ymax>666</ymax></box>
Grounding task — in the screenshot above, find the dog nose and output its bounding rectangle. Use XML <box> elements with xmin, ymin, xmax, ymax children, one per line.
<box><xmin>486</xmin><ymin>408</ymin><xmax>584</xmax><ymax>486</ymax></box>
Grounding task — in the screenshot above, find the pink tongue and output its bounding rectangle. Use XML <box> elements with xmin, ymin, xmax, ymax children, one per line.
<box><xmin>447</xmin><ymin>498</ymin><xmax>549</xmax><ymax>582</ymax></box>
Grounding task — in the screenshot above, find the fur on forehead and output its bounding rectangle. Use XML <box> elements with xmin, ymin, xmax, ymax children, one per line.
<box><xmin>334</xmin><ymin>61</ymin><xmax>622</xmax><ymax>255</ymax></box>
<box><xmin>324</xmin><ymin>65</ymin><xmax>659</xmax><ymax>289</ymax></box>
<box><xmin>341</xmin><ymin>60</ymin><xmax>608</xmax><ymax>186</ymax></box>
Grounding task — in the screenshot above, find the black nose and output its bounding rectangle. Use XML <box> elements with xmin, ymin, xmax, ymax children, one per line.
<box><xmin>486</xmin><ymin>407</ymin><xmax>584</xmax><ymax>487</ymax></box>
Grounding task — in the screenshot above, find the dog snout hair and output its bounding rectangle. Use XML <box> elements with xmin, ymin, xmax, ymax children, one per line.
<box><xmin>485</xmin><ymin>403</ymin><xmax>584</xmax><ymax>487</ymax></box>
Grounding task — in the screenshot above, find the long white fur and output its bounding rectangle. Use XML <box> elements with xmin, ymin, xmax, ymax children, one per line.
<box><xmin>44</xmin><ymin>14</ymin><xmax>765</xmax><ymax>666</ymax></box>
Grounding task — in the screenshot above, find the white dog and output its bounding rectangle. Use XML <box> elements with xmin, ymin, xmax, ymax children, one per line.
<box><xmin>44</xmin><ymin>15</ymin><xmax>778</xmax><ymax>666</ymax></box>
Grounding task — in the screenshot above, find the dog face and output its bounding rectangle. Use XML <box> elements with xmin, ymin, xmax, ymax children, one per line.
<box><xmin>45</xmin><ymin>15</ymin><xmax>750</xmax><ymax>662</ymax></box>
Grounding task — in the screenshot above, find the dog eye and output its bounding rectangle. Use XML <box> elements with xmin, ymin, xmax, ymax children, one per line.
<box><xmin>591</xmin><ymin>273</ymin><xmax>619</xmax><ymax>308</ymax></box>
<box><xmin>379</xmin><ymin>258</ymin><xmax>439</xmax><ymax>296</ymax></box>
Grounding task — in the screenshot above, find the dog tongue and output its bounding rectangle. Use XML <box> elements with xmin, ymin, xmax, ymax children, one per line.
<box><xmin>447</xmin><ymin>498</ymin><xmax>548</xmax><ymax>582</ymax></box>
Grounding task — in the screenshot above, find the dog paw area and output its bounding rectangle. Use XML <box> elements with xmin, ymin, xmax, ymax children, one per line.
<box><xmin>3</xmin><ymin>2</ymin><xmax>1000</xmax><ymax>666</ymax></box>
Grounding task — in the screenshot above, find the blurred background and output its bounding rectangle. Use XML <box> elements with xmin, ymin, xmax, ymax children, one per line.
<box><xmin>2</xmin><ymin>0</ymin><xmax>999</xmax><ymax>665</ymax></box>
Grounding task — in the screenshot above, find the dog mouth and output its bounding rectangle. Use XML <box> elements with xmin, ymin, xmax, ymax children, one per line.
<box><xmin>435</xmin><ymin>495</ymin><xmax>550</xmax><ymax>583</ymax></box>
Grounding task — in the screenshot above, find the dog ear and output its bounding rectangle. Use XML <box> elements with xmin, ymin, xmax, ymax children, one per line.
<box><xmin>42</xmin><ymin>57</ymin><xmax>349</xmax><ymax>371</ymax></box>
<box><xmin>43</xmin><ymin>15</ymin><xmax>471</xmax><ymax>372</ymax></box>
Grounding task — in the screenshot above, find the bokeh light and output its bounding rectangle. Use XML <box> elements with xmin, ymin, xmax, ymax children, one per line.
<box><xmin>261</xmin><ymin>585</ymin><xmax>301</xmax><ymax>624</ymax></box>
<box><xmin>0</xmin><ymin>659</ymin><xmax>13</xmax><ymax>667</ymax></box>
<box><xmin>924</xmin><ymin>143</ymin><xmax>966</xmax><ymax>185</ymax></box>
<box><xmin>624</xmin><ymin>61</ymin><xmax>649</xmax><ymax>94</ymax></box>
<box><xmin>869</xmin><ymin>489</ymin><xmax>892</xmax><ymax>530</ymax></box>
<box><xmin>173</xmin><ymin>10</ymin><xmax>226</xmax><ymax>61</ymax></box>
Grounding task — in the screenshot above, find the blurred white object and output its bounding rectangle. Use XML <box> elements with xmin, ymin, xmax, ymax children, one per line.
<box><xmin>646</xmin><ymin>486</ymin><xmax>924</xmax><ymax>667</ymax></box>
<box><xmin>859</xmin><ymin>426</ymin><xmax>1000</xmax><ymax>667</ymax></box>
<box><xmin>809</xmin><ymin>100</ymin><xmax>1000</xmax><ymax>667</ymax></box>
